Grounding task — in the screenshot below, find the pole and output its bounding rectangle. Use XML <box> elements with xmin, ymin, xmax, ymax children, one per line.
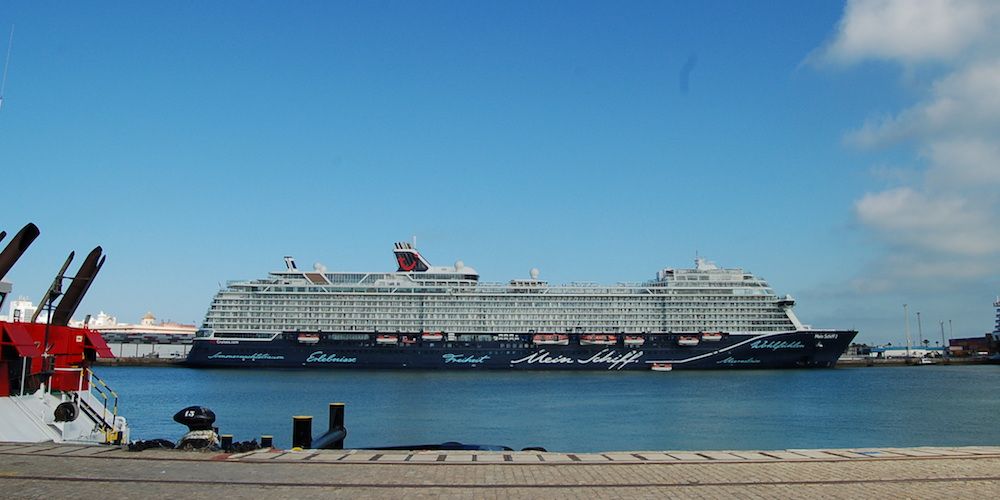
<box><xmin>940</xmin><ymin>322</ymin><xmax>947</xmax><ymax>359</ymax></box>
<box><xmin>917</xmin><ymin>312</ymin><xmax>923</xmax><ymax>352</ymax></box>
<box><xmin>903</xmin><ymin>304</ymin><xmax>911</xmax><ymax>360</ymax></box>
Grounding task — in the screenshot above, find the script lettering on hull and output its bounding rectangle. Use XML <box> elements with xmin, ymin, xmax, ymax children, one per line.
<box><xmin>750</xmin><ymin>340</ymin><xmax>805</xmax><ymax>351</ymax></box>
<box><xmin>442</xmin><ymin>353</ymin><xmax>491</xmax><ymax>364</ymax></box>
<box><xmin>207</xmin><ymin>352</ymin><xmax>285</xmax><ymax>361</ymax></box>
<box><xmin>306</xmin><ymin>351</ymin><xmax>358</xmax><ymax>363</ymax></box>
<box><xmin>511</xmin><ymin>349</ymin><xmax>644</xmax><ymax>370</ymax></box>
<box><xmin>716</xmin><ymin>356</ymin><xmax>761</xmax><ymax>365</ymax></box>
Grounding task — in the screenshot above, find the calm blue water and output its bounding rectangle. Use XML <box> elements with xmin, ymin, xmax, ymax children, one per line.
<box><xmin>95</xmin><ymin>365</ymin><xmax>1000</xmax><ymax>452</ymax></box>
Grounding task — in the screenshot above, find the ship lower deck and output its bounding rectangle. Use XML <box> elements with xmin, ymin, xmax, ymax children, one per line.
<box><xmin>186</xmin><ymin>330</ymin><xmax>857</xmax><ymax>370</ymax></box>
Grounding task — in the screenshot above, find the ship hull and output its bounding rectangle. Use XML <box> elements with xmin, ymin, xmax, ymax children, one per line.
<box><xmin>186</xmin><ymin>330</ymin><xmax>857</xmax><ymax>370</ymax></box>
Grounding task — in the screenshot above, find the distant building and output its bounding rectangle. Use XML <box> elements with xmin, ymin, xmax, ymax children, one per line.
<box><xmin>869</xmin><ymin>346</ymin><xmax>947</xmax><ymax>359</ymax></box>
<box><xmin>948</xmin><ymin>336</ymin><xmax>998</xmax><ymax>357</ymax></box>
<box><xmin>86</xmin><ymin>311</ymin><xmax>196</xmax><ymax>343</ymax></box>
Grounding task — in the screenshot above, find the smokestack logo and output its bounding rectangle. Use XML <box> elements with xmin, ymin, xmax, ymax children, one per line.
<box><xmin>396</xmin><ymin>253</ymin><xmax>419</xmax><ymax>271</ymax></box>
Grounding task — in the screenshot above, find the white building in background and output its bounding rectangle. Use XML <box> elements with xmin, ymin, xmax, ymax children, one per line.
<box><xmin>3</xmin><ymin>298</ymin><xmax>195</xmax><ymax>337</ymax></box>
<box><xmin>3</xmin><ymin>297</ymin><xmax>50</xmax><ymax>323</ymax></box>
<box><xmin>84</xmin><ymin>311</ymin><xmax>196</xmax><ymax>337</ymax></box>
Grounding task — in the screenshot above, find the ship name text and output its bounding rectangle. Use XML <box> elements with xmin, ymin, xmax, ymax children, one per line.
<box><xmin>306</xmin><ymin>351</ymin><xmax>358</xmax><ymax>363</ymax></box>
<box><xmin>750</xmin><ymin>340</ymin><xmax>805</xmax><ymax>351</ymax></box>
<box><xmin>207</xmin><ymin>352</ymin><xmax>285</xmax><ymax>361</ymax></box>
<box><xmin>442</xmin><ymin>354</ymin><xmax>491</xmax><ymax>364</ymax></box>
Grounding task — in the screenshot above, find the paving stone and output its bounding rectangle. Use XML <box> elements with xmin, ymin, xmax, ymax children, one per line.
<box><xmin>509</xmin><ymin>453</ymin><xmax>542</xmax><ymax>463</ymax></box>
<box><xmin>572</xmin><ymin>453</ymin><xmax>612</xmax><ymax>462</ymax></box>
<box><xmin>667</xmin><ymin>452</ymin><xmax>710</xmax><ymax>461</ymax></box>
<box><xmin>760</xmin><ymin>451</ymin><xmax>811</xmax><ymax>460</ymax></box>
<box><xmin>472</xmin><ymin>453</ymin><xmax>507</xmax><ymax>462</ymax></box>
<box><xmin>634</xmin><ymin>452</ymin><xmax>679</xmax><ymax>461</ymax></box>
<box><xmin>377</xmin><ymin>454</ymin><xmax>411</xmax><ymax>462</ymax></box>
<box><xmin>408</xmin><ymin>453</ymin><xmax>443</xmax><ymax>462</ymax></box>
<box><xmin>539</xmin><ymin>454</ymin><xmax>576</xmax><ymax>462</ymax></box>
<box><xmin>728</xmin><ymin>451</ymin><xmax>777</xmax><ymax>461</ymax></box>
<box><xmin>787</xmin><ymin>449</ymin><xmax>846</xmax><ymax>459</ymax></box>
<box><xmin>603</xmin><ymin>453</ymin><xmax>641</xmax><ymax>461</ymax></box>
<box><xmin>699</xmin><ymin>451</ymin><xmax>744</xmax><ymax>461</ymax></box>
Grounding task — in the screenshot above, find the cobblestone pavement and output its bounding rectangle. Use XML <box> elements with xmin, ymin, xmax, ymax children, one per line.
<box><xmin>1</xmin><ymin>444</ymin><xmax>998</xmax><ymax>499</ymax></box>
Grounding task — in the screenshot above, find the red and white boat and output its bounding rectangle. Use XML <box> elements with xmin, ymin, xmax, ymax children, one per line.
<box><xmin>532</xmin><ymin>333</ymin><xmax>569</xmax><ymax>346</ymax></box>
<box><xmin>700</xmin><ymin>331</ymin><xmax>724</xmax><ymax>342</ymax></box>
<box><xmin>0</xmin><ymin>223</ymin><xmax>129</xmax><ymax>445</ymax></box>
<box><xmin>401</xmin><ymin>336</ymin><xmax>417</xmax><ymax>345</ymax></box>
<box><xmin>297</xmin><ymin>333</ymin><xmax>320</xmax><ymax>344</ymax></box>
<box><xmin>580</xmin><ymin>334</ymin><xmax>617</xmax><ymax>346</ymax></box>
<box><xmin>651</xmin><ymin>362</ymin><xmax>673</xmax><ymax>372</ymax></box>
<box><xmin>375</xmin><ymin>334</ymin><xmax>399</xmax><ymax>345</ymax></box>
<box><xmin>623</xmin><ymin>335</ymin><xmax>645</xmax><ymax>347</ymax></box>
<box><xmin>677</xmin><ymin>335</ymin><xmax>700</xmax><ymax>346</ymax></box>
<box><xmin>420</xmin><ymin>332</ymin><xmax>444</xmax><ymax>342</ymax></box>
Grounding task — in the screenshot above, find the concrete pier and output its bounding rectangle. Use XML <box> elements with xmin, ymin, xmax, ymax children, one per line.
<box><xmin>1</xmin><ymin>442</ymin><xmax>998</xmax><ymax>498</ymax></box>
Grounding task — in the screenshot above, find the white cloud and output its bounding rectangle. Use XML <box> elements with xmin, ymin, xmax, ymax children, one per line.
<box><xmin>818</xmin><ymin>0</ymin><xmax>1000</xmax><ymax>300</ymax></box>
<box><xmin>819</xmin><ymin>0</ymin><xmax>1000</xmax><ymax>64</ymax></box>
<box><xmin>855</xmin><ymin>187</ymin><xmax>1000</xmax><ymax>256</ymax></box>
<box><xmin>845</xmin><ymin>59</ymin><xmax>1000</xmax><ymax>147</ymax></box>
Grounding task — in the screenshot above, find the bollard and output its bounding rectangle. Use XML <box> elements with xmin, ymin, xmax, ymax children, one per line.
<box><xmin>330</xmin><ymin>403</ymin><xmax>345</xmax><ymax>449</ymax></box>
<box><xmin>312</xmin><ymin>402</ymin><xmax>348</xmax><ymax>450</ymax></box>
<box><xmin>292</xmin><ymin>416</ymin><xmax>313</xmax><ymax>449</ymax></box>
<box><xmin>220</xmin><ymin>434</ymin><xmax>233</xmax><ymax>451</ymax></box>
<box><xmin>261</xmin><ymin>435</ymin><xmax>273</xmax><ymax>448</ymax></box>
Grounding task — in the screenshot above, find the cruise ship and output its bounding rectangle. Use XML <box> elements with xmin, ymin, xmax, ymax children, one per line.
<box><xmin>187</xmin><ymin>243</ymin><xmax>857</xmax><ymax>370</ymax></box>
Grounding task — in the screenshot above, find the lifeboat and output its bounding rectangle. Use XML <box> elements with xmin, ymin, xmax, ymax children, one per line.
<box><xmin>580</xmin><ymin>334</ymin><xmax>617</xmax><ymax>346</ymax></box>
<box><xmin>297</xmin><ymin>333</ymin><xmax>320</xmax><ymax>344</ymax></box>
<box><xmin>677</xmin><ymin>335</ymin><xmax>700</xmax><ymax>346</ymax></box>
<box><xmin>421</xmin><ymin>332</ymin><xmax>444</xmax><ymax>342</ymax></box>
<box><xmin>532</xmin><ymin>334</ymin><xmax>569</xmax><ymax>346</ymax></box>
<box><xmin>376</xmin><ymin>334</ymin><xmax>399</xmax><ymax>345</ymax></box>
<box><xmin>623</xmin><ymin>335</ymin><xmax>645</xmax><ymax>346</ymax></box>
<box><xmin>700</xmin><ymin>331</ymin><xmax>724</xmax><ymax>342</ymax></box>
<box><xmin>651</xmin><ymin>363</ymin><xmax>673</xmax><ymax>372</ymax></box>
<box><xmin>401</xmin><ymin>336</ymin><xmax>417</xmax><ymax>345</ymax></box>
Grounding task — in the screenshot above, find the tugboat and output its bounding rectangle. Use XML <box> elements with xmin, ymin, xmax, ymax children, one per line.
<box><xmin>0</xmin><ymin>223</ymin><xmax>129</xmax><ymax>444</ymax></box>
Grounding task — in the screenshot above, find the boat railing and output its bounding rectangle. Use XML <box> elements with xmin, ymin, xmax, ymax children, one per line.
<box><xmin>74</xmin><ymin>367</ymin><xmax>127</xmax><ymax>444</ymax></box>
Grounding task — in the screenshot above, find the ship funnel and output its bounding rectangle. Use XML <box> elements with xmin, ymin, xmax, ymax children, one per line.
<box><xmin>284</xmin><ymin>256</ymin><xmax>298</xmax><ymax>271</ymax></box>
<box><xmin>393</xmin><ymin>242</ymin><xmax>430</xmax><ymax>272</ymax></box>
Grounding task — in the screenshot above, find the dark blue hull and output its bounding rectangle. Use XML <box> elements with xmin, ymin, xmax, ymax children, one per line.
<box><xmin>186</xmin><ymin>330</ymin><xmax>857</xmax><ymax>370</ymax></box>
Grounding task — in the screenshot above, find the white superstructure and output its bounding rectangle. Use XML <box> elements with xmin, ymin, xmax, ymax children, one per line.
<box><xmin>201</xmin><ymin>246</ymin><xmax>806</xmax><ymax>338</ymax></box>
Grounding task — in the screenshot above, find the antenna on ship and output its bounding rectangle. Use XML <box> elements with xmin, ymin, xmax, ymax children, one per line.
<box><xmin>0</xmin><ymin>25</ymin><xmax>13</xmax><ymax>113</ymax></box>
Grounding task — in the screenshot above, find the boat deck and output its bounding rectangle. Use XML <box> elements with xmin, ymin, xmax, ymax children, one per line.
<box><xmin>2</xmin><ymin>442</ymin><xmax>998</xmax><ymax>498</ymax></box>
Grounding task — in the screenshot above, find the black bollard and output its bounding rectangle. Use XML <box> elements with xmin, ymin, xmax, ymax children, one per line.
<box><xmin>312</xmin><ymin>402</ymin><xmax>348</xmax><ymax>450</ymax></box>
<box><xmin>292</xmin><ymin>416</ymin><xmax>312</xmax><ymax>449</ymax></box>
<box><xmin>261</xmin><ymin>435</ymin><xmax>273</xmax><ymax>448</ymax></box>
<box><xmin>329</xmin><ymin>403</ymin><xmax>345</xmax><ymax>449</ymax></box>
<box><xmin>220</xmin><ymin>434</ymin><xmax>233</xmax><ymax>451</ymax></box>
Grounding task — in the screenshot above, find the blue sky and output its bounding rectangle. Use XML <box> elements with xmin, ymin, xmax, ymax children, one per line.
<box><xmin>2</xmin><ymin>1</ymin><xmax>998</xmax><ymax>343</ymax></box>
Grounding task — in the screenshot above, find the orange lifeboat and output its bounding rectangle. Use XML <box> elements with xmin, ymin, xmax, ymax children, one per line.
<box><xmin>623</xmin><ymin>335</ymin><xmax>645</xmax><ymax>346</ymax></box>
<box><xmin>297</xmin><ymin>333</ymin><xmax>320</xmax><ymax>344</ymax></box>
<box><xmin>580</xmin><ymin>334</ymin><xmax>618</xmax><ymax>345</ymax></box>
<box><xmin>532</xmin><ymin>334</ymin><xmax>569</xmax><ymax>346</ymax></box>
<box><xmin>376</xmin><ymin>334</ymin><xmax>399</xmax><ymax>345</ymax></box>
<box><xmin>700</xmin><ymin>331</ymin><xmax>724</xmax><ymax>342</ymax></box>
<box><xmin>421</xmin><ymin>332</ymin><xmax>444</xmax><ymax>342</ymax></box>
<box><xmin>677</xmin><ymin>335</ymin><xmax>700</xmax><ymax>346</ymax></box>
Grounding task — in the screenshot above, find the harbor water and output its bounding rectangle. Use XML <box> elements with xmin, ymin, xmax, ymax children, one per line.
<box><xmin>96</xmin><ymin>365</ymin><xmax>1000</xmax><ymax>452</ymax></box>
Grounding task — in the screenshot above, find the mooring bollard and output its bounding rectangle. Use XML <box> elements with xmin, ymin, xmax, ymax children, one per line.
<box><xmin>261</xmin><ymin>435</ymin><xmax>273</xmax><ymax>448</ymax></box>
<box><xmin>292</xmin><ymin>416</ymin><xmax>313</xmax><ymax>449</ymax></box>
<box><xmin>220</xmin><ymin>434</ymin><xmax>233</xmax><ymax>451</ymax></box>
<box><xmin>329</xmin><ymin>402</ymin><xmax>345</xmax><ymax>449</ymax></box>
<box><xmin>312</xmin><ymin>402</ymin><xmax>347</xmax><ymax>450</ymax></box>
